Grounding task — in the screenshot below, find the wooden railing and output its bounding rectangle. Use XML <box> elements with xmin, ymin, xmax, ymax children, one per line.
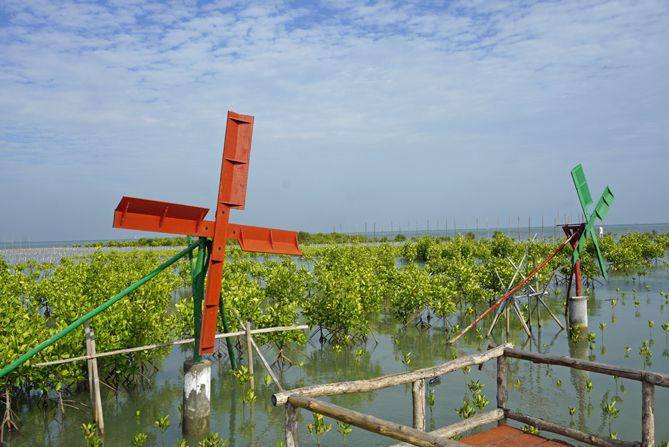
<box><xmin>272</xmin><ymin>343</ymin><xmax>668</xmax><ymax>447</ymax></box>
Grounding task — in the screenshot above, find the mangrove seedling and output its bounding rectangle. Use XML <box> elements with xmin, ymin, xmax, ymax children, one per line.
<box><xmin>521</xmin><ymin>425</ymin><xmax>540</xmax><ymax>435</ymax></box>
<box><xmin>472</xmin><ymin>393</ymin><xmax>489</xmax><ymax>411</ymax></box>
<box><xmin>307</xmin><ymin>412</ymin><xmax>331</xmax><ymax>447</ymax></box>
<box><xmin>456</xmin><ymin>399</ymin><xmax>476</xmax><ymax>419</ymax></box>
<box><xmin>81</xmin><ymin>423</ymin><xmax>103</xmax><ymax>447</ymax></box>
<box><xmin>568</xmin><ymin>406</ymin><xmax>575</xmax><ymax>419</ymax></box>
<box><xmin>198</xmin><ymin>433</ymin><xmax>227</xmax><ymax>447</ymax></box>
<box><xmin>154</xmin><ymin>415</ymin><xmax>170</xmax><ymax>431</ymax></box>
<box><xmin>131</xmin><ymin>432</ymin><xmax>148</xmax><ymax>447</ymax></box>
<box><xmin>467</xmin><ymin>380</ymin><xmax>484</xmax><ymax>394</ymax></box>
<box><xmin>243</xmin><ymin>388</ymin><xmax>256</xmax><ymax>403</ymax></box>
<box><xmin>649</xmin><ymin>320</ymin><xmax>655</xmax><ymax>339</ymax></box>
<box><xmin>586</xmin><ymin>379</ymin><xmax>593</xmax><ymax>394</ymax></box>
<box><xmin>402</xmin><ymin>352</ymin><xmax>412</xmax><ymax>367</ymax></box>
<box><xmin>336</xmin><ymin>421</ymin><xmax>352</xmax><ymax>447</ymax></box>
<box><xmin>556</xmin><ymin>379</ymin><xmax>562</xmax><ymax>387</ymax></box>
<box><xmin>427</xmin><ymin>389</ymin><xmax>436</xmax><ymax>408</ymax></box>
<box><xmin>602</xmin><ymin>397</ymin><xmax>620</xmax><ymax>437</ymax></box>
<box><xmin>154</xmin><ymin>414</ymin><xmax>170</xmax><ymax>444</ymax></box>
<box><xmin>639</xmin><ymin>340</ymin><xmax>653</xmax><ymax>368</ymax></box>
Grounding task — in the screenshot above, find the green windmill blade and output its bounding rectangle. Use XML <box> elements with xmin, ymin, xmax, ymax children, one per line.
<box><xmin>570</xmin><ymin>165</ymin><xmax>615</xmax><ymax>279</ymax></box>
<box><xmin>571</xmin><ymin>164</ymin><xmax>593</xmax><ymax>217</ymax></box>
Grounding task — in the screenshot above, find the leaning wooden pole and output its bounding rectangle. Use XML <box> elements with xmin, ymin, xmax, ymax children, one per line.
<box><xmin>449</xmin><ymin>233</ymin><xmax>575</xmax><ymax>344</ymax></box>
<box><xmin>287</xmin><ymin>395</ymin><xmax>468</xmax><ymax>447</ymax></box>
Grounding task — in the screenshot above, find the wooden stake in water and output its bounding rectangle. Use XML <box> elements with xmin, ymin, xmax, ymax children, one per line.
<box><xmin>246</xmin><ymin>321</ymin><xmax>255</xmax><ymax>392</ymax></box>
<box><xmin>85</xmin><ymin>323</ymin><xmax>104</xmax><ymax>434</ymax></box>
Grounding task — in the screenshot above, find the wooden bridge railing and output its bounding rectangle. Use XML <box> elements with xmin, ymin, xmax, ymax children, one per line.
<box><xmin>272</xmin><ymin>343</ymin><xmax>669</xmax><ymax>447</ymax></box>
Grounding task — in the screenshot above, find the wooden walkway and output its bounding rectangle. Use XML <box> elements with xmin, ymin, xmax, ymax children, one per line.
<box><xmin>462</xmin><ymin>426</ymin><xmax>571</xmax><ymax>447</ymax></box>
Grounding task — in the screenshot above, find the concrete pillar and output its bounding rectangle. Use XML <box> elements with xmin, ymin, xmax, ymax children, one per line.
<box><xmin>568</xmin><ymin>295</ymin><xmax>588</xmax><ymax>328</ymax></box>
<box><xmin>183</xmin><ymin>359</ymin><xmax>211</xmax><ymax>437</ymax></box>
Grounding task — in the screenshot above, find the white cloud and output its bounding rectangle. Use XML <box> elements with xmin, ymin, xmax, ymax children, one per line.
<box><xmin>1</xmin><ymin>0</ymin><xmax>668</xmax><ymax>239</ymax></box>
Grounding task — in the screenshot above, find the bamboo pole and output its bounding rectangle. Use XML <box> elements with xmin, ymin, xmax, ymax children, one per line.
<box><xmin>387</xmin><ymin>409</ymin><xmax>505</xmax><ymax>447</ymax></box>
<box><xmin>496</xmin><ymin>354</ymin><xmax>507</xmax><ymax>426</ymax></box>
<box><xmin>231</xmin><ymin>311</ymin><xmax>284</xmax><ymax>392</ymax></box>
<box><xmin>285</xmin><ymin>402</ymin><xmax>299</xmax><ymax>447</ymax></box>
<box><xmin>33</xmin><ymin>325</ymin><xmax>308</xmax><ymax>367</ymax></box>
<box><xmin>246</xmin><ymin>321</ymin><xmax>255</xmax><ymax>392</ymax></box>
<box><xmin>503</xmin><ymin>348</ymin><xmax>669</xmax><ymax>386</ymax></box>
<box><xmin>506</xmin><ymin>410</ymin><xmax>637</xmax><ymax>447</ymax></box>
<box><xmin>412</xmin><ymin>379</ymin><xmax>425</xmax><ymax>431</ymax></box>
<box><xmin>84</xmin><ymin>323</ymin><xmax>104</xmax><ymax>434</ymax></box>
<box><xmin>273</xmin><ymin>344</ymin><xmax>509</xmax><ymax>406</ymax></box>
<box><xmin>287</xmin><ymin>395</ymin><xmax>468</xmax><ymax>447</ymax></box>
<box><xmin>641</xmin><ymin>381</ymin><xmax>654</xmax><ymax>447</ymax></box>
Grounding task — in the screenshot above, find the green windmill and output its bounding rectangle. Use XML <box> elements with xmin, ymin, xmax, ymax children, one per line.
<box><xmin>562</xmin><ymin>164</ymin><xmax>614</xmax><ymax>298</ymax></box>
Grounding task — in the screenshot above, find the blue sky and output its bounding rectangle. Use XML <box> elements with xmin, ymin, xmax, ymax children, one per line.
<box><xmin>1</xmin><ymin>0</ymin><xmax>668</xmax><ymax>241</ymax></box>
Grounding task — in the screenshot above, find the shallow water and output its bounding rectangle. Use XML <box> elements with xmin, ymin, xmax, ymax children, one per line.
<box><xmin>4</xmin><ymin>263</ymin><xmax>669</xmax><ymax>446</ymax></box>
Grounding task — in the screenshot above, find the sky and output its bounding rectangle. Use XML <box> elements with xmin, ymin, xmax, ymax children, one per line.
<box><xmin>1</xmin><ymin>0</ymin><xmax>668</xmax><ymax>242</ymax></box>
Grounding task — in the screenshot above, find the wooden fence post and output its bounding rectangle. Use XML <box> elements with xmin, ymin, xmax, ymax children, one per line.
<box><xmin>245</xmin><ymin>321</ymin><xmax>255</xmax><ymax>392</ymax></box>
<box><xmin>412</xmin><ymin>379</ymin><xmax>426</xmax><ymax>431</ymax></box>
<box><xmin>496</xmin><ymin>354</ymin><xmax>507</xmax><ymax>426</ymax></box>
<box><xmin>84</xmin><ymin>323</ymin><xmax>104</xmax><ymax>434</ymax></box>
<box><xmin>641</xmin><ymin>380</ymin><xmax>654</xmax><ymax>447</ymax></box>
<box><xmin>286</xmin><ymin>402</ymin><xmax>299</xmax><ymax>447</ymax></box>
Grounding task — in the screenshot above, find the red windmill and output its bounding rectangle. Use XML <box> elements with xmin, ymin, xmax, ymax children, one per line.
<box><xmin>113</xmin><ymin>111</ymin><xmax>301</xmax><ymax>355</ymax></box>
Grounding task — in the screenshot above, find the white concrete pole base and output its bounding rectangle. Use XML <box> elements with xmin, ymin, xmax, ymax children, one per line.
<box><xmin>183</xmin><ymin>359</ymin><xmax>211</xmax><ymax>437</ymax></box>
<box><xmin>568</xmin><ymin>295</ymin><xmax>588</xmax><ymax>328</ymax></box>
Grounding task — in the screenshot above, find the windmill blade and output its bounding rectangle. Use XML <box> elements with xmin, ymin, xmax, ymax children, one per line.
<box><xmin>593</xmin><ymin>186</ymin><xmax>614</xmax><ymax>221</ymax></box>
<box><xmin>571</xmin><ymin>164</ymin><xmax>593</xmax><ymax>217</ymax></box>
<box><xmin>571</xmin><ymin>184</ymin><xmax>614</xmax><ymax>277</ymax></box>
<box><xmin>590</xmin><ymin>229</ymin><xmax>608</xmax><ymax>280</ymax></box>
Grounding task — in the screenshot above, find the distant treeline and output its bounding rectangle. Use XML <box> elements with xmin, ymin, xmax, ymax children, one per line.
<box><xmin>78</xmin><ymin>232</ymin><xmax>411</xmax><ymax>248</ymax></box>
<box><xmin>77</xmin><ymin>231</ymin><xmax>669</xmax><ymax>249</ymax></box>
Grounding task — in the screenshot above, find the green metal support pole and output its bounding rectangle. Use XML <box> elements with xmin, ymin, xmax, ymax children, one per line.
<box><xmin>191</xmin><ymin>238</ymin><xmax>207</xmax><ymax>363</ymax></box>
<box><xmin>187</xmin><ymin>235</ymin><xmax>195</xmax><ymax>285</ymax></box>
<box><xmin>0</xmin><ymin>242</ymin><xmax>199</xmax><ymax>379</ymax></box>
<box><xmin>219</xmin><ymin>293</ymin><xmax>238</xmax><ymax>370</ymax></box>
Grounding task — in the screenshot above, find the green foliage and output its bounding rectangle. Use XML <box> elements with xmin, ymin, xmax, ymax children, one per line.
<box><xmin>599</xmin><ymin>233</ymin><xmax>665</xmax><ymax>274</ymax></box>
<box><xmin>81</xmin><ymin>422</ymin><xmax>103</xmax><ymax>447</ymax></box>
<box><xmin>304</xmin><ymin>246</ymin><xmax>394</xmax><ymax>345</ymax></box>
<box><xmin>306</xmin><ymin>412</ymin><xmax>331</xmax><ymax>447</ymax></box>
<box><xmin>131</xmin><ymin>432</ymin><xmax>148</xmax><ymax>447</ymax></box>
<box><xmin>336</xmin><ymin>421</ymin><xmax>352</xmax><ymax>446</ymax></box>
<box><xmin>154</xmin><ymin>414</ymin><xmax>170</xmax><ymax>431</ymax></box>
<box><xmin>521</xmin><ymin>425</ymin><xmax>540</xmax><ymax>435</ymax></box>
<box><xmin>198</xmin><ymin>433</ymin><xmax>228</xmax><ymax>447</ymax></box>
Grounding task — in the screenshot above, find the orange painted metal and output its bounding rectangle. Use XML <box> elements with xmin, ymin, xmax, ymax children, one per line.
<box><xmin>113</xmin><ymin>202</ymin><xmax>301</xmax><ymax>257</ymax></box>
<box><xmin>113</xmin><ymin>197</ymin><xmax>213</xmax><ymax>237</ymax></box>
<box><xmin>227</xmin><ymin>224</ymin><xmax>302</xmax><ymax>256</ymax></box>
<box><xmin>200</xmin><ymin>112</ymin><xmax>253</xmax><ymax>354</ymax></box>
<box><xmin>462</xmin><ymin>426</ymin><xmax>571</xmax><ymax>447</ymax></box>
<box><xmin>112</xmin><ymin>111</ymin><xmax>301</xmax><ymax>355</ymax></box>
